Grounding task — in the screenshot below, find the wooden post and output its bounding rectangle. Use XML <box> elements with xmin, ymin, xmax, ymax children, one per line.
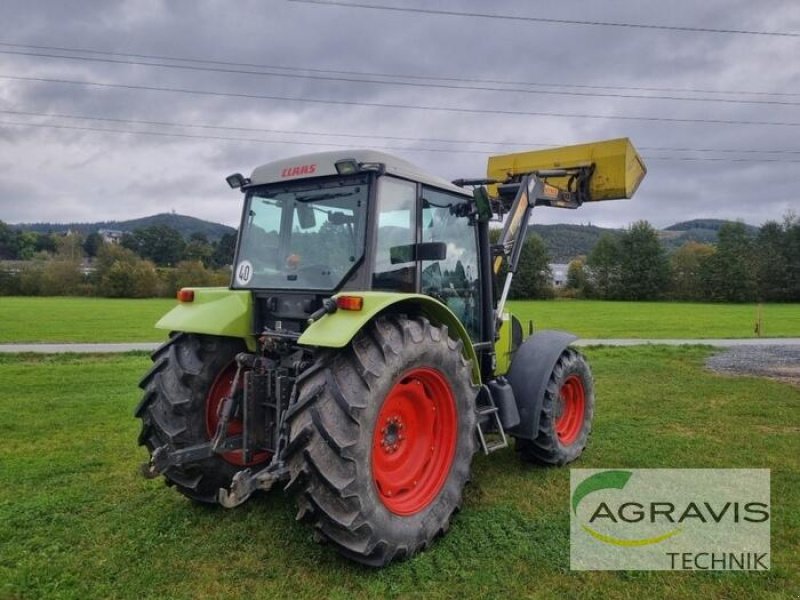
<box><xmin>754</xmin><ymin>303</ymin><xmax>763</xmax><ymax>337</ymax></box>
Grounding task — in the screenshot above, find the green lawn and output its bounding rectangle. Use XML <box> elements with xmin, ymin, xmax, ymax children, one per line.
<box><xmin>1</xmin><ymin>297</ymin><xmax>799</xmax><ymax>344</ymax></box>
<box><xmin>508</xmin><ymin>299</ymin><xmax>800</xmax><ymax>339</ymax></box>
<box><xmin>1</xmin><ymin>347</ymin><xmax>797</xmax><ymax>599</ymax></box>
<box><xmin>0</xmin><ymin>297</ymin><xmax>174</xmax><ymax>343</ymax></box>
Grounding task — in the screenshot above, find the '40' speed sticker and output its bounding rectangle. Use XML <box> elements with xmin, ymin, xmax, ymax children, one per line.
<box><xmin>235</xmin><ymin>260</ymin><xmax>253</xmax><ymax>285</ymax></box>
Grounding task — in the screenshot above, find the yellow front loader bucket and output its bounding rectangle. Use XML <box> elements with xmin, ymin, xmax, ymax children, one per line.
<box><xmin>487</xmin><ymin>137</ymin><xmax>647</xmax><ymax>201</ymax></box>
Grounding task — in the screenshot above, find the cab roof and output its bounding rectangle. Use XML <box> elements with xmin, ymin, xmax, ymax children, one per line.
<box><xmin>248</xmin><ymin>149</ymin><xmax>470</xmax><ymax>197</ymax></box>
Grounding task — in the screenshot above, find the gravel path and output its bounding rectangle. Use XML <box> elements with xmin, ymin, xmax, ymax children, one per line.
<box><xmin>0</xmin><ymin>342</ymin><xmax>160</xmax><ymax>353</ymax></box>
<box><xmin>1</xmin><ymin>338</ymin><xmax>799</xmax><ymax>353</ymax></box>
<box><xmin>706</xmin><ymin>344</ymin><xmax>800</xmax><ymax>385</ymax></box>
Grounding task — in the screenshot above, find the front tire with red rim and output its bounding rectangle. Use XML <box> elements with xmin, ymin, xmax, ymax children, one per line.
<box><xmin>135</xmin><ymin>333</ymin><xmax>270</xmax><ymax>503</ymax></box>
<box><xmin>284</xmin><ymin>315</ymin><xmax>477</xmax><ymax>567</ymax></box>
<box><xmin>516</xmin><ymin>348</ymin><xmax>594</xmax><ymax>466</ymax></box>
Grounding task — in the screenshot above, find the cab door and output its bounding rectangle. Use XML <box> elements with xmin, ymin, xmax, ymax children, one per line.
<box><xmin>420</xmin><ymin>187</ymin><xmax>482</xmax><ymax>341</ymax></box>
<box><xmin>371</xmin><ymin>176</ymin><xmax>418</xmax><ymax>292</ymax></box>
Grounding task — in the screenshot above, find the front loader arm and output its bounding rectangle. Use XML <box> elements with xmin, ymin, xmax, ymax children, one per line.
<box><xmin>491</xmin><ymin>171</ymin><xmax>587</xmax><ymax>323</ymax></box>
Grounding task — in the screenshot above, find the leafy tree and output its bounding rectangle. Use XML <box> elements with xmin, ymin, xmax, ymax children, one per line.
<box><xmin>184</xmin><ymin>239</ymin><xmax>213</xmax><ymax>265</ymax></box>
<box><xmin>565</xmin><ymin>257</ymin><xmax>591</xmax><ymax>297</ymax></box>
<box><xmin>39</xmin><ymin>260</ymin><xmax>85</xmax><ymax>296</ymax></box>
<box><xmin>14</xmin><ymin>231</ymin><xmax>37</xmax><ymax>260</ymax></box>
<box><xmin>616</xmin><ymin>221</ymin><xmax>670</xmax><ymax>300</ymax></box>
<box><xmin>34</xmin><ymin>233</ymin><xmax>58</xmax><ymax>255</ymax></box>
<box><xmin>783</xmin><ymin>213</ymin><xmax>800</xmax><ymax>300</ymax></box>
<box><xmin>94</xmin><ymin>244</ymin><xmax>160</xmax><ymax>297</ymax></box>
<box><xmin>211</xmin><ymin>232</ymin><xmax>237</xmax><ymax>268</ymax></box>
<box><xmin>83</xmin><ymin>232</ymin><xmax>104</xmax><ymax>258</ymax></box>
<box><xmin>98</xmin><ymin>261</ymin><xmax>160</xmax><ymax>297</ymax></box>
<box><xmin>754</xmin><ymin>221</ymin><xmax>789</xmax><ymax>301</ymax></box>
<box><xmin>15</xmin><ymin>264</ymin><xmax>43</xmax><ymax>295</ymax></box>
<box><xmin>0</xmin><ymin>221</ymin><xmax>15</xmax><ymax>259</ymax></box>
<box><xmin>0</xmin><ymin>269</ymin><xmax>20</xmax><ymax>295</ymax></box>
<box><xmin>159</xmin><ymin>261</ymin><xmax>230</xmax><ymax>297</ymax></box>
<box><xmin>670</xmin><ymin>241</ymin><xmax>715</xmax><ymax>300</ymax></box>
<box><xmin>700</xmin><ymin>221</ymin><xmax>756</xmax><ymax>302</ymax></box>
<box><xmin>169</xmin><ymin>260</ymin><xmax>215</xmax><ymax>292</ymax></box>
<box><xmin>587</xmin><ymin>234</ymin><xmax>621</xmax><ymax>299</ymax></box>
<box><xmin>120</xmin><ymin>232</ymin><xmax>139</xmax><ymax>254</ymax></box>
<box><xmin>124</xmin><ymin>225</ymin><xmax>186</xmax><ymax>266</ymax></box>
<box><xmin>95</xmin><ymin>243</ymin><xmax>139</xmax><ymax>272</ymax></box>
<box><xmin>508</xmin><ymin>234</ymin><xmax>553</xmax><ymax>299</ymax></box>
<box><xmin>55</xmin><ymin>233</ymin><xmax>84</xmax><ymax>261</ymax></box>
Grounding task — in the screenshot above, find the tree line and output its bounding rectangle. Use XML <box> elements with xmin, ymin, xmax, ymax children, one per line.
<box><xmin>2</xmin><ymin>216</ymin><xmax>798</xmax><ymax>302</ymax></box>
<box><xmin>490</xmin><ymin>215</ymin><xmax>800</xmax><ymax>303</ymax></box>
<box><xmin>564</xmin><ymin>217</ymin><xmax>800</xmax><ymax>302</ymax></box>
<box><xmin>0</xmin><ymin>222</ymin><xmax>236</xmax><ymax>298</ymax></box>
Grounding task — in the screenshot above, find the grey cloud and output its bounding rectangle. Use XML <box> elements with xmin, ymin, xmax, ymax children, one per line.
<box><xmin>0</xmin><ymin>0</ymin><xmax>798</xmax><ymax>229</ymax></box>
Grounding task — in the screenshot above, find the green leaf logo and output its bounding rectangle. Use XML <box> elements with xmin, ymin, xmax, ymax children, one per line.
<box><xmin>572</xmin><ymin>470</ymin><xmax>681</xmax><ymax>547</ymax></box>
<box><xmin>572</xmin><ymin>470</ymin><xmax>633</xmax><ymax>515</ymax></box>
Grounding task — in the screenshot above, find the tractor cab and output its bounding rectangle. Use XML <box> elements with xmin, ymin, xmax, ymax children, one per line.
<box><xmin>230</xmin><ymin>150</ymin><xmax>484</xmax><ymax>341</ymax></box>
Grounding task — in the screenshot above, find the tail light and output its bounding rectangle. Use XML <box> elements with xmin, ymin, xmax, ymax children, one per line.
<box><xmin>177</xmin><ymin>288</ymin><xmax>195</xmax><ymax>303</ymax></box>
<box><xmin>336</xmin><ymin>295</ymin><xmax>363</xmax><ymax>311</ymax></box>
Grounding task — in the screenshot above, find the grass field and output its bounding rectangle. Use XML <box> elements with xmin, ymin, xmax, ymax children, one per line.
<box><xmin>1</xmin><ymin>296</ymin><xmax>800</xmax><ymax>344</ymax></box>
<box><xmin>508</xmin><ymin>299</ymin><xmax>800</xmax><ymax>339</ymax></box>
<box><xmin>1</xmin><ymin>347</ymin><xmax>797</xmax><ymax>599</ymax></box>
<box><xmin>0</xmin><ymin>297</ymin><xmax>174</xmax><ymax>343</ymax></box>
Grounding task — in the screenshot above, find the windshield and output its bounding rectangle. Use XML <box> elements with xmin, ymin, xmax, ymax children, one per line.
<box><xmin>233</xmin><ymin>176</ymin><xmax>369</xmax><ymax>290</ymax></box>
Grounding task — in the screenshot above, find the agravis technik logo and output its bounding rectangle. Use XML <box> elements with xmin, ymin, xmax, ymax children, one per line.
<box><xmin>570</xmin><ymin>469</ymin><xmax>770</xmax><ymax>570</ymax></box>
<box><xmin>572</xmin><ymin>470</ymin><xmax>682</xmax><ymax>547</ymax></box>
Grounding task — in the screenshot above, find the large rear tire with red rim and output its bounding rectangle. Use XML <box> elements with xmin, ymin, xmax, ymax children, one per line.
<box><xmin>516</xmin><ymin>348</ymin><xmax>594</xmax><ymax>466</ymax></box>
<box><xmin>284</xmin><ymin>315</ymin><xmax>477</xmax><ymax>567</ymax></box>
<box><xmin>135</xmin><ymin>333</ymin><xmax>270</xmax><ymax>503</ymax></box>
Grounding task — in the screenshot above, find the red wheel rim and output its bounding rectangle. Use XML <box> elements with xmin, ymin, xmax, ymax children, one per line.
<box><xmin>555</xmin><ymin>374</ymin><xmax>586</xmax><ymax>446</ymax></box>
<box><xmin>371</xmin><ymin>367</ymin><xmax>458</xmax><ymax>516</ymax></box>
<box><xmin>205</xmin><ymin>362</ymin><xmax>271</xmax><ymax>466</ymax></box>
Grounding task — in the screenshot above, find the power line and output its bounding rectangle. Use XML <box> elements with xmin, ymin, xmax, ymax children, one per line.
<box><xmin>4</xmin><ymin>118</ymin><xmax>800</xmax><ymax>163</ymax></box>
<box><xmin>0</xmin><ymin>119</ymin><xmax>486</xmax><ymax>154</ymax></box>
<box><xmin>1</xmin><ymin>40</ymin><xmax>796</xmax><ymax>98</ymax></box>
<box><xmin>287</xmin><ymin>0</ymin><xmax>800</xmax><ymax>38</ymax></box>
<box><xmin>5</xmin><ymin>74</ymin><xmax>800</xmax><ymax>128</ymax></box>
<box><xmin>3</xmin><ymin>48</ymin><xmax>799</xmax><ymax>107</ymax></box>
<box><xmin>4</xmin><ymin>108</ymin><xmax>800</xmax><ymax>157</ymax></box>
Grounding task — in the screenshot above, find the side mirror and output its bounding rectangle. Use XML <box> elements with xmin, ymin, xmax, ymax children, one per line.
<box><xmin>296</xmin><ymin>204</ymin><xmax>317</xmax><ymax>229</ymax></box>
<box><xmin>390</xmin><ymin>242</ymin><xmax>447</xmax><ymax>264</ymax></box>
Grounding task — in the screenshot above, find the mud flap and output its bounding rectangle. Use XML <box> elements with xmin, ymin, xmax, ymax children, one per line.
<box><xmin>505</xmin><ymin>330</ymin><xmax>578</xmax><ymax>441</ymax></box>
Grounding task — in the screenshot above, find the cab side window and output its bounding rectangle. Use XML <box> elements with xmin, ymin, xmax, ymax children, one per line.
<box><xmin>373</xmin><ymin>177</ymin><xmax>417</xmax><ymax>292</ymax></box>
<box><xmin>421</xmin><ymin>187</ymin><xmax>481</xmax><ymax>340</ymax></box>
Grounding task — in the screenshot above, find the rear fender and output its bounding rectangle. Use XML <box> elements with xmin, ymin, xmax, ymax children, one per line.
<box><xmin>298</xmin><ymin>291</ymin><xmax>480</xmax><ymax>383</ymax></box>
<box><xmin>155</xmin><ymin>287</ymin><xmax>257</xmax><ymax>351</ymax></box>
<box><xmin>505</xmin><ymin>330</ymin><xmax>578</xmax><ymax>440</ymax></box>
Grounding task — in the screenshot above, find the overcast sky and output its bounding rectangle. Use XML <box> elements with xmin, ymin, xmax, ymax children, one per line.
<box><xmin>0</xmin><ymin>0</ymin><xmax>798</xmax><ymax>229</ymax></box>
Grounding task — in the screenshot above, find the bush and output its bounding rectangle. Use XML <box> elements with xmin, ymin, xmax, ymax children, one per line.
<box><xmin>0</xmin><ymin>269</ymin><xmax>20</xmax><ymax>296</ymax></box>
<box><xmin>98</xmin><ymin>260</ymin><xmax>160</xmax><ymax>298</ymax></box>
<box><xmin>565</xmin><ymin>258</ymin><xmax>591</xmax><ymax>298</ymax></box>
<box><xmin>39</xmin><ymin>260</ymin><xmax>86</xmax><ymax>296</ymax></box>
<box><xmin>15</xmin><ymin>263</ymin><xmax>44</xmax><ymax>296</ymax></box>
<box><xmin>160</xmin><ymin>261</ymin><xmax>231</xmax><ymax>296</ymax></box>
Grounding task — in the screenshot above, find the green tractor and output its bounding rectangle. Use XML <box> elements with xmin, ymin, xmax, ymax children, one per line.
<box><xmin>136</xmin><ymin>138</ymin><xmax>646</xmax><ymax>566</ymax></box>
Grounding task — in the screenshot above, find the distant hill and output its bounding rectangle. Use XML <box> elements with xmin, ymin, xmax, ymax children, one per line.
<box><xmin>533</xmin><ymin>218</ymin><xmax>757</xmax><ymax>262</ymax></box>
<box><xmin>11</xmin><ymin>213</ymin><xmax>755</xmax><ymax>262</ymax></box>
<box><xmin>529</xmin><ymin>224</ymin><xmax>621</xmax><ymax>262</ymax></box>
<box><xmin>13</xmin><ymin>213</ymin><xmax>236</xmax><ymax>241</ymax></box>
<box><xmin>657</xmin><ymin>218</ymin><xmax>758</xmax><ymax>253</ymax></box>
<box><xmin>663</xmin><ymin>218</ymin><xmax>758</xmax><ymax>234</ymax></box>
